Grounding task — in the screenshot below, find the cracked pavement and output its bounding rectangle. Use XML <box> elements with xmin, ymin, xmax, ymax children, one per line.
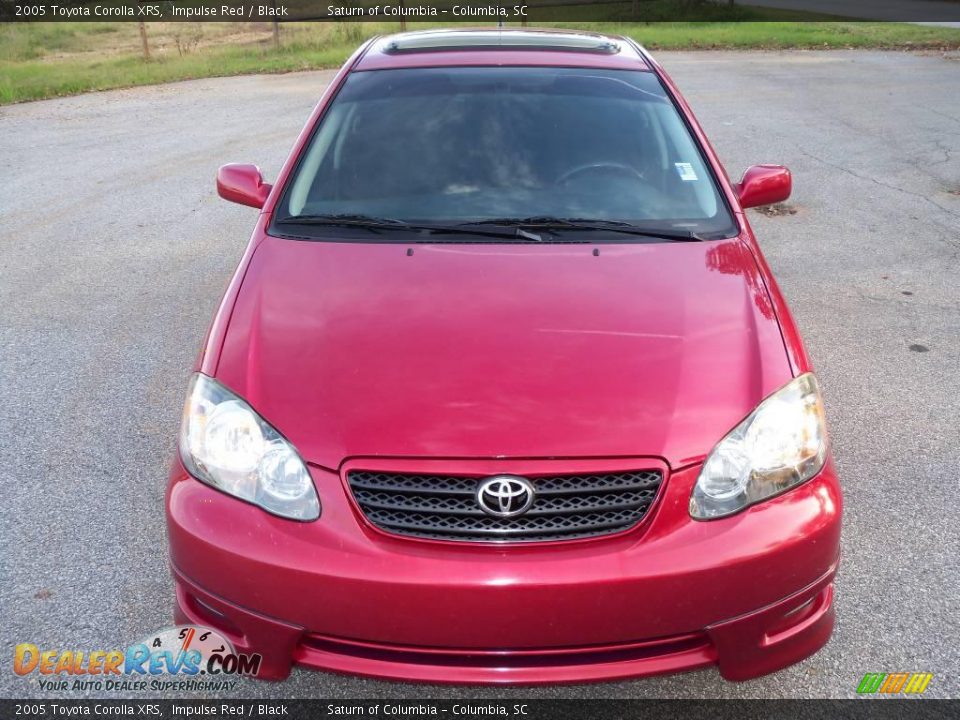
<box><xmin>1</xmin><ymin>50</ymin><xmax>958</xmax><ymax>699</ymax></box>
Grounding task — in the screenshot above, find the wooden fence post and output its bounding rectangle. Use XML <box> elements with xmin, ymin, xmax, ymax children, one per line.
<box><xmin>138</xmin><ymin>21</ymin><xmax>151</xmax><ymax>61</ymax></box>
<box><xmin>271</xmin><ymin>0</ymin><xmax>280</xmax><ymax>49</ymax></box>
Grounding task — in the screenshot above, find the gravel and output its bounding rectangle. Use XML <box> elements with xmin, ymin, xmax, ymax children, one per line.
<box><xmin>1</xmin><ymin>50</ymin><xmax>957</xmax><ymax>700</ymax></box>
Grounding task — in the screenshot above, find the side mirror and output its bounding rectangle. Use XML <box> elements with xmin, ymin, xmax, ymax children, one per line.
<box><xmin>216</xmin><ymin>164</ymin><xmax>272</xmax><ymax>209</ymax></box>
<box><xmin>735</xmin><ymin>165</ymin><xmax>791</xmax><ymax>209</ymax></box>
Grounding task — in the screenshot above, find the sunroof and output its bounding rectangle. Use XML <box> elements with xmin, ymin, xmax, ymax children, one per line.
<box><xmin>384</xmin><ymin>31</ymin><xmax>621</xmax><ymax>55</ymax></box>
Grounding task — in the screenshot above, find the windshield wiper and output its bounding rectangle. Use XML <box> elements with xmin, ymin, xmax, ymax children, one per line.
<box><xmin>273</xmin><ymin>213</ymin><xmax>411</xmax><ymax>232</ymax></box>
<box><xmin>460</xmin><ymin>217</ymin><xmax>703</xmax><ymax>242</ymax></box>
<box><xmin>421</xmin><ymin>225</ymin><xmax>547</xmax><ymax>242</ymax></box>
<box><xmin>276</xmin><ymin>214</ymin><xmax>701</xmax><ymax>242</ymax></box>
<box><xmin>274</xmin><ymin>214</ymin><xmax>547</xmax><ymax>242</ymax></box>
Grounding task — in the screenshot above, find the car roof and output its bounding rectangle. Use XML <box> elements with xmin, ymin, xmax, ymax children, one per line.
<box><xmin>355</xmin><ymin>28</ymin><xmax>652</xmax><ymax>71</ymax></box>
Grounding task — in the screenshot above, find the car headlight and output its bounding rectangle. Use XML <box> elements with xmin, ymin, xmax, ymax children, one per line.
<box><xmin>179</xmin><ymin>374</ymin><xmax>320</xmax><ymax>521</ymax></box>
<box><xmin>690</xmin><ymin>373</ymin><xmax>828</xmax><ymax>520</ymax></box>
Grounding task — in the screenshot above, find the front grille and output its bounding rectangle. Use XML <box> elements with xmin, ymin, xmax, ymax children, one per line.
<box><xmin>297</xmin><ymin>631</ymin><xmax>713</xmax><ymax>671</ymax></box>
<box><xmin>346</xmin><ymin>469</ymin><xmax>663</xmax><ymax>543</ymax></box>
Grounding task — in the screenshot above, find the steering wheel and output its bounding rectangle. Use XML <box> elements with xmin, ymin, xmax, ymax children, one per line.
<box><xmin>556</xmin><ymin>162</ymin><xmax>646</xmax><ymax>186</ymax></box>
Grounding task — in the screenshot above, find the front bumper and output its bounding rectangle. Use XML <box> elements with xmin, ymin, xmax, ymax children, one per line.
<box><xmin>166</xmin><ymin>457</ymin><xmax>841</xmax><ymax>684</ymax></box>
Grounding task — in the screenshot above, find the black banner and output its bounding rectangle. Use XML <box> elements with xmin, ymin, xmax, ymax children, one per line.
<box><xmin>3</xmin><ymin>0</ymin><xmax>960</xmax><ymax>23</ymax></box>
<box><xmin>2</xmin><ymin>700</ymin><xmax>960</xmax><ymax>720</ymax></box>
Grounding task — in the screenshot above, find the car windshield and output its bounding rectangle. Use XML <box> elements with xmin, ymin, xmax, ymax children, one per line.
<box><xmin>273</xmin><ymin>66</ymin><xmax>737</xmax><ymax>241</ymax></box>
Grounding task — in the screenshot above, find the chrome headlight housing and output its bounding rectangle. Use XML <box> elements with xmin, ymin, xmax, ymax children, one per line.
<box><xmin>179</xmin><ymin>374</ymin><xmax>320</xmax><ymax>521</ymax></box>
<box><xmin>690</xmin><ymin>373</ymin><xmax>828</xmax><ymax>520</ymax></box>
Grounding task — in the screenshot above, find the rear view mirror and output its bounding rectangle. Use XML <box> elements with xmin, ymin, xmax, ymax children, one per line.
<box><xmin>735</xmin><ymin>165</ymin><xmax>791</xmax><ymax>209</ymax></box>
<box><xmin>217</xmin><ymin>164</ymin><xmax>272</xmax><ymax>209</ymax></box>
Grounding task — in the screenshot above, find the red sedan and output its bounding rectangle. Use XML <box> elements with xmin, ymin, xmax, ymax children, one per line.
<box><xmin>166</xmin><ymin>29</ymin><xmax>841</xmax><ymax>684</ymax></box>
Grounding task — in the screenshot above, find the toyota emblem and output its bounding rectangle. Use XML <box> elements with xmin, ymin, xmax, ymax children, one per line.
<box><xmin>476</xmin><ymin>475</ymin><xmax>535</xmax><ymax>518</ymax></box>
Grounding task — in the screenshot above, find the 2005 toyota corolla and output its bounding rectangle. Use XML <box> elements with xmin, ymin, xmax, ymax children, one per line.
<box><xmin>166</xmin><ymin>29</ymin><xmax>841</xmax><ymax>684</ymax></box>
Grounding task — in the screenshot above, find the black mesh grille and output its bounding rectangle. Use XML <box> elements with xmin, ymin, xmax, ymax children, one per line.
<box><xmin>347</xmin><ymin>469</ymin><xmax>663</xmax><ymax>543</ymax></box>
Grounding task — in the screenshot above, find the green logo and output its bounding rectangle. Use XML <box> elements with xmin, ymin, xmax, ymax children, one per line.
<box><xmin>857</xmin><ymin>672</ymin><xmax>932</xmax><ymax>694</ymax></box>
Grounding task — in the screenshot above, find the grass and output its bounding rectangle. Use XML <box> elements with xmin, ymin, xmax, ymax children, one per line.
<box><xmin>3</xmin><ymin>14</ymin><xmax>960</xmax><ymax>105</ymax></box>
<box><xmin>580</xmin><ymin>20</ymin><xmax>960</xmax><ymax>49</ymax></box>
<box><xmin>0</xmin><ymin>24</ymin><xmax>370</xmax><ymax>103</ymax></box>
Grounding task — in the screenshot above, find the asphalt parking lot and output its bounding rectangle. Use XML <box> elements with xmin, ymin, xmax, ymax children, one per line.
<box><xmin>1</xmin><ymin>50</ymin><xmax>958</xmax><ymax>700</ymax></box>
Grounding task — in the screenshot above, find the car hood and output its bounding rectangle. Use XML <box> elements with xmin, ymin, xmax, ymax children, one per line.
<box><xmin>216</xmin><ymin>234</ymin><xmax>792</xmax><ymax>469</ymax></box>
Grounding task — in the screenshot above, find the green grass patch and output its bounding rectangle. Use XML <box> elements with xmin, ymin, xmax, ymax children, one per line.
<box><xmin>579</xmin><ymin>21</ymin><xmax>960</xmax><ymax>49</ymax></box>
<box><xmin>0</xmin><ymin>44</ymin><xmax>355</xmax><ymax>104</ymax></box>
<box><xmin>2</xmin><ymin>18</ymin><xmax>960</xmax><ymax>105</ymax></box>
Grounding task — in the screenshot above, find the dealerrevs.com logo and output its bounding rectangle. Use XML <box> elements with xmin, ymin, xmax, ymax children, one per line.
<box><xmin>14</xmin><ymin>626</ymin><xmax>262</xmax><ymax>692</ymax></box>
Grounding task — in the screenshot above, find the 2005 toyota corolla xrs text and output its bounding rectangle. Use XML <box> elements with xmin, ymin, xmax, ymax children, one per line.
<box><xmin>166</xmin><ymin>29</ymin><xmax>841</xmax><ymax>684</ymax></box>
